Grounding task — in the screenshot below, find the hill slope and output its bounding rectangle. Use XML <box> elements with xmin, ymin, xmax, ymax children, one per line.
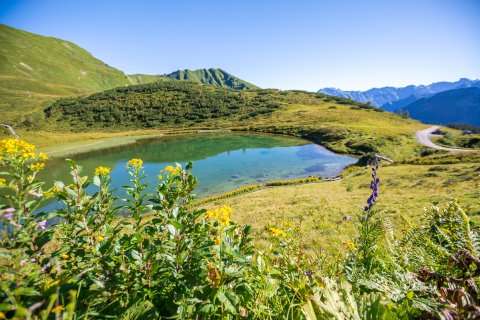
<box><xmin>0</xmin><ymin>24</ymin><xmax>135</xmax><ymax>122</ymax></box>
<box><xmin>318</xmin><ymin>78</ymin><xmax>480</xmax><ymax>110</ymax></box>
<box><xmin>44</xmin><ymin>81</ymin><xmax>425</xmax><ymax>160</ymax></box>
<box><xmin>404</xmin><ymin>87</ymin><xmax>480</xmax><ymax>125</ymax></box>
<box><xmin>130</xmin><ymin>68</ymin><xmax>260</xmax><ymax>90</ymax></box>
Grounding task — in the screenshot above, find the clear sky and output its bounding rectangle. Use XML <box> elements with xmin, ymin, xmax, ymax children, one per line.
<box><xmin>1</xmin><ymin>0</ymin><xmax>479</xmax><ymax>91</ymax></box>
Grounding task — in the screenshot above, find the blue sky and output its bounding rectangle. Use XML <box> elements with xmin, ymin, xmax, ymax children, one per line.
<box><xmin>1</xmin><ymin>0</ymin><xmax>479</xmax><ymax>91</ymax></box>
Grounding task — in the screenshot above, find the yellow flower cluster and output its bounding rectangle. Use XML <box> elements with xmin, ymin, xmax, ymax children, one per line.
<box><xmin>163</xmin><ymin>165</ymin><xmax>182</xmax><ymax>175</ymax></box>
<box><xmin>127</xmin><ymin>158</ymin><xmax>143</xmax><ymax>170</ymax></box>
<box><xmin>205</xmin><ymin>206</ymin><xmax>232</xmax><ymax>226</ymax></box>
<box><xmin>95</xmin><ymin>166</ymin><xmax>111</xmax><ymax>176</ymax></box>
<box><xmin>43</xmin><ymin>186</ymin><xmax>61</xmax><ymax>198</ymax></box>
<box><xmin>29</xmin><ymin>162</ymin><xmax>45</xmax><ymax>172</ymax></box>
<box><xmin>0</xmin><ymin>139</ymin><xmax>48</xmax><ymax>167</ymax></box>
<box><xmin>0</xmin><ymin>178</ymin><xmax>6</xmax><ymax>187</ymax></box>
<box><xmin>268</xmin><ymin>227</ymin><xmax>286</xmax><ymax>237</ymax></box>
<box><xmin>0</xmin><ymin>138</ymin><xmax>35</xmax><ymax>157</ymax></box>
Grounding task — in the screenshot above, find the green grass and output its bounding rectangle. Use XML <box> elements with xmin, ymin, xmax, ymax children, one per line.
<box><xmin>0</xmin><ymin>24</ymin><xmax>134</xmax><ymax>122</ymax></box>
<box><xmin>201</xmin><ymin>159</ymin><xmax>480</xmax><ymax>254</ymax></box>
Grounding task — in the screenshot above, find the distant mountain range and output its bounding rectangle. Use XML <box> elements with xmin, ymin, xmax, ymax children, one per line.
<box><xmin>0</xmin><ymin>24</ymin><xmax>259</xmax><ymax>123</ymax></box>
<box><xmin>318</xmin><ymin>78</ymin><xmax>480</xmax><ymax>111</ymax></box>
<box><xmin>129</xmin><ymin>68</ymin><xmax>260</xmax><ymax>90</ymax></box>
<box><xmin>403</xmin><ymin>87</ymin><xmax>480</xmax><ymax>126</ymax></box>
<box><xmin>318</xmin><ymin>78</ymin><xmax>480</xmax><ymax>126</ymax></box>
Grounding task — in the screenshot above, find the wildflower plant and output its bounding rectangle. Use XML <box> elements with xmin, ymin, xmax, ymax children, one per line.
<box><xmin>0</xmin><ymin>139</ymin><xmax>71</xmax><ymax>318</ymax></box>
<box><xmin>3</xmin><ymin>138</ymin><xmax>480</xmax><ymax>319</ymax></box>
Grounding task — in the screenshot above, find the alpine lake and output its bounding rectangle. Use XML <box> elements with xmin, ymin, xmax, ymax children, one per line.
<box><xmin>39</xmin><ymin>133</ymin><xmax>357</xmax><ymax>208</ymax></box>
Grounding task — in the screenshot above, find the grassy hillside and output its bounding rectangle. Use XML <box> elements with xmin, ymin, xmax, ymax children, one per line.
<box><xmin>166</xmin><ymin>68</ymin><xmax>260</xmax><ymax>90</ymax></box>
<box><xmin>129</xmin><ymin>68</ymin><xmax>260</xmax><ymax>90</ymax></box>
<box><xmin>202</xmin><ymin>158</ymin><xmax>480</xmax><ymax>253</ymax></box>
<box><xmin>128</xmin><ymin>73</ymin><xmax>168</xmax><ymax>84</ymax></box>
<box><xmin>43</xmin><ymin>80</ymin><xmax>426</xmax><ymax>160</ymax></box>
<box><xmin>0</xmin><ymin>24</ymin><xmax>133</xmax><ymax>123</ymax></box>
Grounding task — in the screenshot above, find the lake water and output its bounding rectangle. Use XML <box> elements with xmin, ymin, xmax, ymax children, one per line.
<box><xmin>39</xmin><ymin>133</ymin><xmax>357</xmax><ymax>201</ymax></box>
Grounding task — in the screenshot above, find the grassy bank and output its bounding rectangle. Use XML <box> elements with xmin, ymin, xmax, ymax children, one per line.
<box><xmin>201</xmin><ymin>160</ymin><xmax>480</xmax><ymax>253</ymax></box>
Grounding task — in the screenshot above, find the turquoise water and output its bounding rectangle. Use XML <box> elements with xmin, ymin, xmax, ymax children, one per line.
<box><xmin>40</xmin><ymin>133</ymin><xmax>357</xmax><ymax>201</ymax></box>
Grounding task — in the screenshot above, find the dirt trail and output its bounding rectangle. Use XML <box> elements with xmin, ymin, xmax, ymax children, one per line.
<box><xmin>416</xmin><ymin>126</ymin><xmax>474</xmax><ymax>152</ymax></box>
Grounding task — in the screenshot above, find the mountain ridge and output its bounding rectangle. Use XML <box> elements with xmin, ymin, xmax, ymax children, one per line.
<box><xmin>129</xmin><ymin>68</ymin><xmax>260</xmax><ymax>90</ymax></box>
<box><xmin>318</xmin><ymin>78</ymin><xmax>480</xmax><ymax>110</ymax></box>
<box><xmin>403</xmin><ymin>87</ymin><xmax>480</xmax><ymax>125</ymax></box>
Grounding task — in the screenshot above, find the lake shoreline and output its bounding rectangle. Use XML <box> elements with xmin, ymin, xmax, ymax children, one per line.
<box><xmin>39</xmin><ymin>129</ymin><xmax>360</xmax><ymax>160</ymax></box>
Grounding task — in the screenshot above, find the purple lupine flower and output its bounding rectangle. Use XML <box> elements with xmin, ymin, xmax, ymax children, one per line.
<box><xmin>9</xmin><ymin>238</ymin><xmax>14</xmax><ymax>241</ymax></box>
<box><xmin>20</xmin><ymin>260</ymin><xmax>26</xmax><ymax>265</ymax></box>
<box><xmin>364</xmin><ymin>157</ymin><xmax>381</xmax><ymax>211</ymax></box>
<box><xmin>31</xmin><ymin>258</ymin><xmax>36</xmax><ymax>262</ymax></box>
<box><xmin>4</xmin><ymin>213</ymin><xmax>13</xmax><ymax>219</ymax></box>
<box><xmin>38</xmin><ymin>220</ymin><xmax>47</xmax><ymax>230</ymax></box>
<box><xmin>3</xmin><ymin>208</ymin><xmax>15</xmax><ymax>213</ymax></box>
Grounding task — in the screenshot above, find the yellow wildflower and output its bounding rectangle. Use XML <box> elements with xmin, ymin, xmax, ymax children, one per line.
<box><xmin>127</xmin><ymin>158</ymin><xmax>143</xmax><ymax>170</ymax></box>
<box><xmin>219</xmin><ymin>214</ymin><xmax>230</xmax><ymax>226</ymax></box>
<box><xmin>61</xmin><ymin>253</ymin><xmax>69</xmax><ymax>259</ymax></box>
<box><xmin>43</xmin><ymin>190</ymin><xmax>54</xmax><ymax>198</ymax></box>
<box><xmin>206</xmin><ymin>206</ymin><xmax>233</xmax><ymax>226</ymax></box>
<box><xmin>163</xmin><ymin>165</ymin><xmax>182</xmax><ymax>175</ymax></box>
<box><xmin>21</xmin><ymin>151</ymin><xmax>35</xmax><ymax>159</ymax></box>
<box><xmin>0</xmin><ymin>178</ymin><xmax>6</xmax><ymax>187</ymax></box>
<box><xmin>44</xmin><ymin>186</ymin><xmax>61</xmax><ymax>197</ymax></box>
<box><xmin>29</xmin><ymin>162</ymin><xmax>45</xmax><ymax>172</ymax></box>
<box><xmin>213</xmin><ymin>236</ymin><xmax>222</xmax><ymax>245</ymax></box>
<box><xmin>0</xmin><ymin>311</ymin><xmax>5</xmax><ymax>319</ymax></box>
<box><xmin>219</xmin><ymin>206</ymin><xmax>233</xmax><ymax>216</ymax></box>
<box><xmin>268</xmin><ymin>227</ymin><xmax>286</xmax><ymax>237</ymax></box>
<box><xmin>406</xmin><ymin>291</ymin><xmax>414</xmax><ymax>300</ymax></box>
<box><xmin>51</xmin><ymin>305</ymin><xmax>65</xmax><ymax>313</ymax></box>
<box><xmin>97</xmin><ymin>236</ymin><xmax>105</xmax><ymax>241</ymax></box>
<box><xmin>344</xmin><ymin>241</ymin><xmax>356</xmax><ymax>251</ymax></box>
<box><xmin>205</xmin><ymin>209</ymin><xmax>219</xmax><ymax>219</ymax></box>
<box><xmin>95</xmin><ymin>166</ymin><xmax>111</xmax><ymax>176</ymax></box>
<box><xmin>38</xmin><ymin>152</ymin><xmax>48</xmax><ymax>160</ymax></box>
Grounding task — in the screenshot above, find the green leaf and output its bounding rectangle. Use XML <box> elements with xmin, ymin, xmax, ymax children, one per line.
<box><xmin>167</xmin><ymin>224</ymin><xmax>177</xmax><ymax>235</ymax></box>
<box><xmin>217</xmin><ymin>290</ymin><xmax>237</xmax><ymax>314</ymax></box>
